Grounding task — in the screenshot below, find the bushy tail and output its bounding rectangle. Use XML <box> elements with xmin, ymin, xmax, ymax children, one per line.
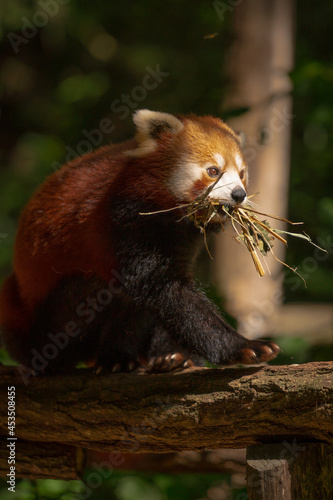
<box><xmin>0</xmin><ymin>273</ymin><xmax>32</xmax><ymax>358</ymax></box>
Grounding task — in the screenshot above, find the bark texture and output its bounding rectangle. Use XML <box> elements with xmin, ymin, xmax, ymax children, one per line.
<box><xmin>0</xmin><ymin>362</ymin><xmax>332</xmax><ymax>462</ymax></box>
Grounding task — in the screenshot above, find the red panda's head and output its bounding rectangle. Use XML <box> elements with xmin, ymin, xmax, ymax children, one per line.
<box><xmin>128</xmin><ymin>110</ymin><xmax>248</xmax><ymax>207</ymax></box>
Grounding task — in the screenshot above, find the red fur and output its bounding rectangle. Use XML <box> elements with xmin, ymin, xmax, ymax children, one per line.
<box><xmin>0</xmin><ymin>112</ymin><xmax>246</xmax><ymax>345</ymax></box>
<box><xmin>190</xmin><ymin>176</ymin><xmax>208</xmax><ymax>199</ymax></box>
<box><xmin>0</xmin><ymin>137</ymin><xmax>183</xmax><ymax>335</ymax></box>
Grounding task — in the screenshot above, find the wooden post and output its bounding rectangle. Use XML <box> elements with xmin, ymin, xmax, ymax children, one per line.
<box><xmin>247</xmin><ymin>443</ymin><xmax>333</xmax><ymax>499</ymax></box>
<box><xmin>215</xmin><ymin>0</ymin><xmax>296</xmax><ymax>338</ymax></box>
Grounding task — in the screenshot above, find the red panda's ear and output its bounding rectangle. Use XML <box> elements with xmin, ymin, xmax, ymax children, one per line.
<box><xmin>127</xmin><ymin>110</ymin><xmax>184</xmax><ymax>157</ymax></box>
<box><xmin>133</xmin><ymin>110</ymin><xmax>184</xmax><ymax>138</ymax></box>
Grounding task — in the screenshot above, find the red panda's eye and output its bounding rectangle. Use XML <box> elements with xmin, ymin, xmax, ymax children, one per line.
<box><xmin>206</xmin><ymin>167</ymin><xmax>220</xmax><ymax>178</ymax></box>
<box><xmin>239</xmin><ymin>169</ymin><xmax>245</xmax><ymax>180</ymax></box>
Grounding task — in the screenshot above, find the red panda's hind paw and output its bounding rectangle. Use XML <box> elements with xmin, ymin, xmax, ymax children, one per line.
<box><xmin>95</xmin><ymin>359</ymin><xmax>139</xmax><ymax>375</ymax></box>
<box><xmin>236</xmin><ymin>340</ymin><xmax>280</xmax><ymax>365</ymax></box>
<box><xmin>143</xmin><ymin>352</ymin><xmax>195</xmax><ymax>373</ymax></box>
<box><xmin>95</xmin><ymin>353</ymin><xmax>195</xmax><ymax>375</ymax></box>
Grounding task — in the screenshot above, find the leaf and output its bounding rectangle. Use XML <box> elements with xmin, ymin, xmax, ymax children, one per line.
<box><xmin>275</xmin><ymin>230</ymin><xmax>328</xmax><ymax>253</ymax></box>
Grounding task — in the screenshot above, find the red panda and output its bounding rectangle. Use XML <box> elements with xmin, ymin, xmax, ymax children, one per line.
<box><xmin>0</xmin><ymin>110</ymin><xmax>279</xmax><ymax>375</ymax></box>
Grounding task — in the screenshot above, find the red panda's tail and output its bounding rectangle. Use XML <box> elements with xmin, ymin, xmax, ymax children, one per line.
<box><xmin>0</xmin><ymin>273</ymin><xmax>32</xmax><ymax>347</ymax></box>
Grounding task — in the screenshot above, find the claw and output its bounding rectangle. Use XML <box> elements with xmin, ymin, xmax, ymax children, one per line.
<box><xmin>111</xmin><ymin>363</ymin><xmax>121</xmax><ymax>373</ymax></box>
<box><xmin>146</xmin><ymin>352</ymin><xmax>196</xmax><ymax>373</ymax></box>
<box><xmin>127</xmin><ymin>361</ymin><xmax>136</xmax><ymax>372</ymax></box>
<box><xmin>238</xmin><ymin>340</ymin><xmax>280</xmax><ymax>365</ymax></box>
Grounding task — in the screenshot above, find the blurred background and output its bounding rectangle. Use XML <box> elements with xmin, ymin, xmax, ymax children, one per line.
<box><xmin>0</xmin><ymin>0</ymin><xmax>332</xmax><ymax>499</ymax></box>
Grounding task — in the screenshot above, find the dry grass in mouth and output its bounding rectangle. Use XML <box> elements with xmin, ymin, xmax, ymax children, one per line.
<box><xmin>140</xmin><ymin>175</ymin><xmax>326</xmax><ymax>282</ymax></box>
<box><xmin>185</xmin><ymin>198</ymin><xmax>299</xmax><ymax>276</ymax></box>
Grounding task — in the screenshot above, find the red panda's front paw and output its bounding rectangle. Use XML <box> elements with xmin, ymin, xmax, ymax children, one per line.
<box><xmin>235</xmin><ymin>340</ymin><xmax>280</xmax><ymax>365</ymax></box>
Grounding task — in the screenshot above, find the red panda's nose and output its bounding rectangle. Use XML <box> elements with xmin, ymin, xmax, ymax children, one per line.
<box><xmin>231</xmin><ymin>187</ymin><xmax>246</xmax><ymax>204</ymax></box>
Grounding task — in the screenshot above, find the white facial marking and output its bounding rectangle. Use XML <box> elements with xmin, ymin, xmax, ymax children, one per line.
<box><xmin>235</xmin><ymin>153</ymin><xmax>243</xmax><ymax>171</ymax></box>
<box><xmin>213</xmin><ymin>153</ymin><xmax>225</xmax><ymax>169</ymax></box>
<box><xmin>168</xmin><ymin>161</ymin><xmax>202</xmax><ymax>200</ymax></box>
<box><xmin>167</xmin><ymin>151</ymin><xmax>247</xmax><ymax>204</ymax></box>
<box><xmin>208</xmin><ymin>168</ymin><xmax>246</xmax><ymax>204</ymax></box>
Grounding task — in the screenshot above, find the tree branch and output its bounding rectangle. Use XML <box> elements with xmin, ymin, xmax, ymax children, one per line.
<box><xmin>0</xmin><ymin>362</ymin><xmax>332</xmax><ymax>479</ymax></box>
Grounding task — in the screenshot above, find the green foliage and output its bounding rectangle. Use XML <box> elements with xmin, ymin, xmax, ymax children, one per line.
<box><xmin>270</xmin><ymin>337</ymin><xmax>333</xmax><ymax>365</ymax></box>
<box><xmin>0</xmin><ymin>477</ymin><xmax>82</xmax><ymax>499</ymax></box>
<box><xmin>286</xmin><ymin>0</ymin><xmax>333</xmax><ymax>301</ymax></box>
<box><xmin>0</xmin><ymin>472</ymin><xmax>242</xmax><ymax>500</ymax></box>
<box><xmin>0</xmin><ymin>348</ymin><xmax>18</xmax><ymax>365</ymax></box>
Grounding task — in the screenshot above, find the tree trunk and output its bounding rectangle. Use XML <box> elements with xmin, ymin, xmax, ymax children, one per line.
<box><xmin>215</xmin><ymin>0</ymin><xmax>295</xmax><ymax>338</ymax></box>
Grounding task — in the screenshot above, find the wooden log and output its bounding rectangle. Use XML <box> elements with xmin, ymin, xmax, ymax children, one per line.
<box><xmin>0</xmin><ymin>442</ymin><xmax>80</xmax><ymax>480</ymax></box>
<box><xmin>0</xmin><ymin>362</ymin><xmax>332</xmax><ymax>459</ymax></box>
<box><xmin>247</xmin><ymin>443</ymin><xmax>333</xmax><ymax>500</ymax></box>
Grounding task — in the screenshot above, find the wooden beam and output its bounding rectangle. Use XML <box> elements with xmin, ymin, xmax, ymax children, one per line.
<box><xmin>0</xmin><ymin>442</ymin><xmax>80</xmax><ymax>480</ymax></box>
<box><xmin>0</xmin><ymin>362</ymin><xmax>331</xmax><ymax>462</ymax></box>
